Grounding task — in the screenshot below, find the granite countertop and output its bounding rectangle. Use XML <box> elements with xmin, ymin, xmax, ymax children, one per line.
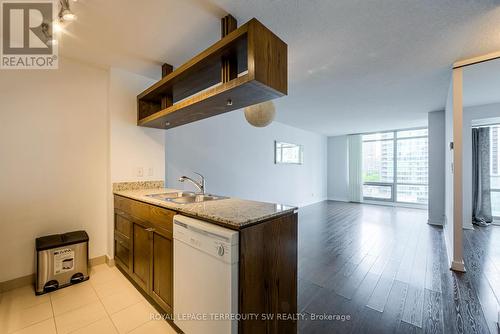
<box><xmin>113</xmin><ymin>188</ymin><xmax>297</xmax><ymax>229</ymax></box>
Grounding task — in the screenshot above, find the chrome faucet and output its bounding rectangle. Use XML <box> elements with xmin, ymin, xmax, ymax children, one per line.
<box><xmin>178</xmin><ymin>172</ymin><xmax>205</xmax><ymax>194</ymax></box>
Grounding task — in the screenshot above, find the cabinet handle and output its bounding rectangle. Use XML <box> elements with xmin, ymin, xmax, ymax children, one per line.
<box><xmin>146</xmin><ymin>227</ymin><xmax>155</xmax><ymax>232</ymax></box>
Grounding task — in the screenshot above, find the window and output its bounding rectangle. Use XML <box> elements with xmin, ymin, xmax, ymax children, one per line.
<box><xmin>275</xmin><ymin>141</ymin><xmax>303</xmax><ymax>164</ymax></box>
<box><xmin>362</xmin><ymin>128</ymin><xmax>428</xmax><ymax>205</ymax></box>
<box><xmin>491</xmin><ymin>126</ymin><xmax>500</xmax><ymax>218</ymax></box>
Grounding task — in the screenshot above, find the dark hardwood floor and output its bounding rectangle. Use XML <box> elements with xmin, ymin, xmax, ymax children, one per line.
<box><xmin>297</xmin><ymin>200</ymin><xmax>500</xmax><ymax>334</ymax></box>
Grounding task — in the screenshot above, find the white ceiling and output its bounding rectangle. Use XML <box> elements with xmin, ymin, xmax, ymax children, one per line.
<box><xmin>59</xmin><ymin>0</ymin><xmax>500</xmax><ymax>136</ymax></box>
<box><xmin>58</xmin><ymin>0</ymin><xmax>227</xmax><ymax>77</ymax></box>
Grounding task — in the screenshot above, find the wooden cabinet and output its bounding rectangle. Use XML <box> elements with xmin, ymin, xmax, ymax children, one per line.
<box><xmin>114</xmin><ymin>213</ymin><xmax>132</xmax><ymax>271</ymax></box>
<box><xmin>137</xmin><ymin>18</ymin><xmax>287</xmax><ymax>130</ymax></box>
<box><xmin>114</xmin><ymin>195</ymin><xmax>174</xmax><ymax>314</ymax></box>
<box><xmin>151</xmin><ymin>228</ymin><xmax>173</xmax><ymax>312</ymax></box>
<box><xmin>239</xmin><ymin>213</ymin><xmax>298</xmax><ymax>333</ymax></box>
<box><xmin>114</xmin><ymin>194</ymin><xmax>298</xmax><ymax>333</ymax></box>
<box><xmin>131</xmin><ymin>221</ymin><xmax>152</xmax><ymax>290</ymax></box>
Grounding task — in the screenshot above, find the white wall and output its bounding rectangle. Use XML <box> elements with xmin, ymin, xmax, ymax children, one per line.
<box><xmin>165</xmin><ymin>111</ymin><xmax>327</xmax><ymax>207</ymax></box>
<box><xmin>428</xmin><ymin>110</ymin><xmax>446</xmax><ymax>225</ymax></box>
<box><xmin>109</xmin><ymin>68</ymin><xmax>164</xmax><ymax>183</ymax></box>
<box><xmin>0</xmin><ymin>58</ymin><xmax>109</xmax><ymax>282</ymax></box>
<box><xmin>107</xmin><ymin>68</ymin><xmax>164</xmax><ymax>258</ymax></box>
<box><xmin>327</xmin><ymin>136</ymin><xmax>349</xmax><ymax>201</ymax></box>
<box><xmin>462</xmin><ymin>102</ymin><xmax>500</xmax><ymax>229</ymax></box>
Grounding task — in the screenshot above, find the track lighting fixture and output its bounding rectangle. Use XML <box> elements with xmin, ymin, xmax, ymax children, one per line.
<box><xmin>59</xmin><ymin>0</ymin><xmax>76</xmax><ymax>22</ymax></box>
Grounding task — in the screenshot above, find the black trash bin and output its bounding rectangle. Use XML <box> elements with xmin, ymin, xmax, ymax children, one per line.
<box><xmin>35</xmin><ymin>231</ymin><xmax>89</xmax><ymax>295</ymax></box>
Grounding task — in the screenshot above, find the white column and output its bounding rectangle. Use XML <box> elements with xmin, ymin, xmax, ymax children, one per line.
<box><xmin>451</xmin><ymin>67</ymin><xmax>465</xmax><ymax>272</ymax></box>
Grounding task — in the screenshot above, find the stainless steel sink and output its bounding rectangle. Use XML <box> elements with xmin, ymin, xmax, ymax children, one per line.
<box><xmin>146</xmin><ymin>191</ymin><xmax>196</xmax><ymax>200</ymax></box>
<box><xmin>146</xmin><ymin>192</ymin><xmax>227</xmax><ymax>204</ymax></box>
<box><xmin>169</xmin><ymin>194</ymin><xmax>226</xmax><ymax>204</ymax></box>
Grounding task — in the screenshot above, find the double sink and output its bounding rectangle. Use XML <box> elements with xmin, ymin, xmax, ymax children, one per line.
<box><xmin>146</xmin><ymin>191</ymin><xmax>227</xmax><ymax>204</ymax></box>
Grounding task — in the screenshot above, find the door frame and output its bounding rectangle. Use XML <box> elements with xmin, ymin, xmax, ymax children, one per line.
<box><xmin>449</xmin><ymin>50</ymin><xmax>500</xmax><ymax>272</ymax></box>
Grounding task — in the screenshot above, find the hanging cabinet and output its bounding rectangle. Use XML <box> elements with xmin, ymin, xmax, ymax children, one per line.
<box><xmin>137</xmin><ymin>18</ymin><xmax>287</xmax><ymax>129</ymax></box>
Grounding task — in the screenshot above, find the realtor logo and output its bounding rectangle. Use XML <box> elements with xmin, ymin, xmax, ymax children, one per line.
<box><xmin>1</xmin><ymin>1</ymin><xmax>58</xmax><ymax>69</ymax></box>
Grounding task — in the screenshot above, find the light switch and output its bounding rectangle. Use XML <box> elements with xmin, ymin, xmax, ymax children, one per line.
<box><xmin>136</xmin><ymin>167</ymin><xmax>144</xmax><ymax>177</ymax></box>
<box><xmin>148</xmin><ymin>167</ymin><xmax>154</xmax><ymax>176</ymax></box>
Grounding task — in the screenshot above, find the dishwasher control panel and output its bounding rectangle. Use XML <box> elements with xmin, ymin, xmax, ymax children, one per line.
<box><xmin>173</xmin><ymin>215</ymin><xmax>239</xmax><ymax>264</ymax></box>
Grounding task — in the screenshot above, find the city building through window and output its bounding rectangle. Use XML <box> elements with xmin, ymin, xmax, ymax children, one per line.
<box><xmin>362</xmin><ymin>128</ymin><xmax>428</xmax><ymax>205</ymax></box>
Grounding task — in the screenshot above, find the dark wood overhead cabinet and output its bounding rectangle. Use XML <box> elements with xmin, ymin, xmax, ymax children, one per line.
<box><xmin>137</xmin><ymin>18</ymin><xmax>287</xmax><ymax>129</ymax></box>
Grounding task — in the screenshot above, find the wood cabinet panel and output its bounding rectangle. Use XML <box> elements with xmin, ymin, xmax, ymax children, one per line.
<box><xmin>132</xmin><ymin>223</ymin><xmax>151</xmax><ymax>290</ymax></box>
<box><xmin>137</xmin><ymin>18</ymin><xmax>287</xmax><ymax>130</ymax></box>
<box><xmin>239</xmin><ymin>213</ymin><xmax>298</xmax><ymax>334</ymax></box>
<box><xmin>249</xmin><ymin>19</ymin><xmax>287</xmax><ymax>95</ymax></box>
<box><xmin>115</xmin><ymin>195</ymin><xmax>149</xmax><ymax>222</ymax></box>
<box><xmin>114</xmin><ymin>196</ymin><xmax>131</xmax><ymax>213</ymax></box>
<box><xmin>114</xmin><ymin>195</ymin><xmax>174</xmax><ymax>316</ymax></box>
<box><xmin>151</xmin><ymin>232</ymin><xmax>173</xmax><ymax>313</ymax></box>
<box><xmin>114</xmin><ymin>235</ymin><xmax>131</xmax><ymax>271</ymax></box>
<box><xmin>129</xmin><ymin>201</ymin><xmax>150</xmax><ymax>222</ymax></box>
<box><xmin>149</xmin><ymin>206</ymin><xmax>174</xmax><ymax>232</ymax></box>
<box><xmin>115</xmin><ymin>214</ymin><xmax>131</xmax><ymax>239</ymax></box>
<box><xmin>114</xmin><ymin>195</ymin><xmax>174</xmax><ymax>233</ymax></box>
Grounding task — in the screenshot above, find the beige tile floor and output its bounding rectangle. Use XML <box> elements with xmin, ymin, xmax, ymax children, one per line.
<box><xmin>0</xmin><ymin>264</ymin><xmax>177</xmax><ymax>334</ymax></box>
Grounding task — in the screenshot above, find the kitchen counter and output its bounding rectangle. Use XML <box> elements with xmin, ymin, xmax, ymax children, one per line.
<box><xmin>113</xmin><ymin>184</ymin><xmax>298</xmax><ymax>332</ymax></box>
<box><xmin>113</xmin><ymin>188</ymin><xmax>297</xmax><ymax>229</ymax></box>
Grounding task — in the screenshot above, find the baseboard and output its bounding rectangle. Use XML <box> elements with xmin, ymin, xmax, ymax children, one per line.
<box><xmin>0</xmin><ymin>273</ymin><xmax>35</xmax><ymax>293</ymax></box>
<box><xmin>106</xmin><ymin>256</ymin><xmax>115</xmax><ymax>267</ymax></box>
<box><xmin>451</xmin><ymin>259</ymin><xmax>466</xmax><ymax>272</ymax></box>
<box><xmin>443</xmin><ymin>222</ymin><xmax>453</xmax><ymax>270</ymax></box>
<box><xmin>463</xmin><ymin>222</ymin><xmax>474</xmax><ymax>230</ymax></box>
<box><xmin>442</xmin><ymin>217</ymin><xmax>468</xmax><ymax>273</ymax></box>
<box><xmin>362</xmin><ymin>200</ymin><xmax>427</xmax><ymax>210</ymax></box>
<box><xmin>327</xmin><ymin>197</ymin><xmax>349</xmax><ymax>203</ymax></box>
<box><xmin>0</xmin><ymin>255</ymin><xmax>114</xmax><ymax>293</ymax></box>
<box><xmin>427</xmin><ymin>218</ymin><xmax>444</xmax><ymax>226</ymax></box>
<box><xmin>89</xmin><ymin>255</ymin><xmax>107</xmax><ymax>266</ymax></box>
<box><xmin>88</xmin><ymin>255</ymin><xmax>115</xmax><ymax>268</ymax></box>
<box><xmin>297</xmin><ymin>198</ymin><xmax>328</xmax><ymax>207</ymax></box>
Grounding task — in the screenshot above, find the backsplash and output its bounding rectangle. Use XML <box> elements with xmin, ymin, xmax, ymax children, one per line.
<box><xmin>112</xmin><ymin>180</ymin><xmax>164</xmax><ymax>192</ymax></box>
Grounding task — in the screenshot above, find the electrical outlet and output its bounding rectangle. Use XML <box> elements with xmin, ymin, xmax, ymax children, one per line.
<box><xmin>148</xmin><ymin>167</ymin><xmax>154</xmax><ymax>176</ymax></box>
<box><xmin>136</xmin><ymin>167</ymin><xmax>144</xmax><ymax>177</ymax></box>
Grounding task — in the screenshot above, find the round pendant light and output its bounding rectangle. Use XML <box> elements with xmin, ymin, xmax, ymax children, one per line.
<box><xmin>244</xmin><ymin>101</ymin><xmax>276</xmax><ymax>127</ymax></box>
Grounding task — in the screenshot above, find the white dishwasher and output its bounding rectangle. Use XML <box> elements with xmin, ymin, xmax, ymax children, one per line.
<box><xmin>173</xmin><ymin>215</ymin><xmax>239</xmax><ymax>334</ymax></box>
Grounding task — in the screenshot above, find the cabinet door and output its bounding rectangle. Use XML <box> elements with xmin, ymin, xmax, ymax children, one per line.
<box><xmin>131</xmin><ymin>222</ymin><xmax>152</xmax><ymax>290</ymax></box>
<box><xmin>114</xmin><ymin>234</ymin><xmax>131</xmax><ymax>271</ymax></box>
<box><xmin>114</xmin><ymin>212</ymin><xmax>132</xmax><ymax>272</ymax></box>
<box><xmin>151</xmin><ymin>228</ymin><xmax>173</xmax><ymax>313</ymax></box>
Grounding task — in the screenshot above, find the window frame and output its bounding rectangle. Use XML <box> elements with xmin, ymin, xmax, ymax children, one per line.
<box><xmin>492</xmin><ymin>189</ymin><xmax>500</xmax><ymax>220</ymax></box>
<box><xmin>274</xmin><ymin>141</ymin><xmax>304</xmax><ymax>165</ymax></box>
<box><xmin>363</xmin><ymin>182</ymin><xmax>394</xmax><ymax>202</ymax></box>
<box><xmin>361</xmin><ymin>127</ymin><xmax>428</xmax><ymax>206</ymax></box>
<box><xmin>489</xmin><ymin>125</ymin><xmax>500</xmax><ymax>221</ymax></box>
